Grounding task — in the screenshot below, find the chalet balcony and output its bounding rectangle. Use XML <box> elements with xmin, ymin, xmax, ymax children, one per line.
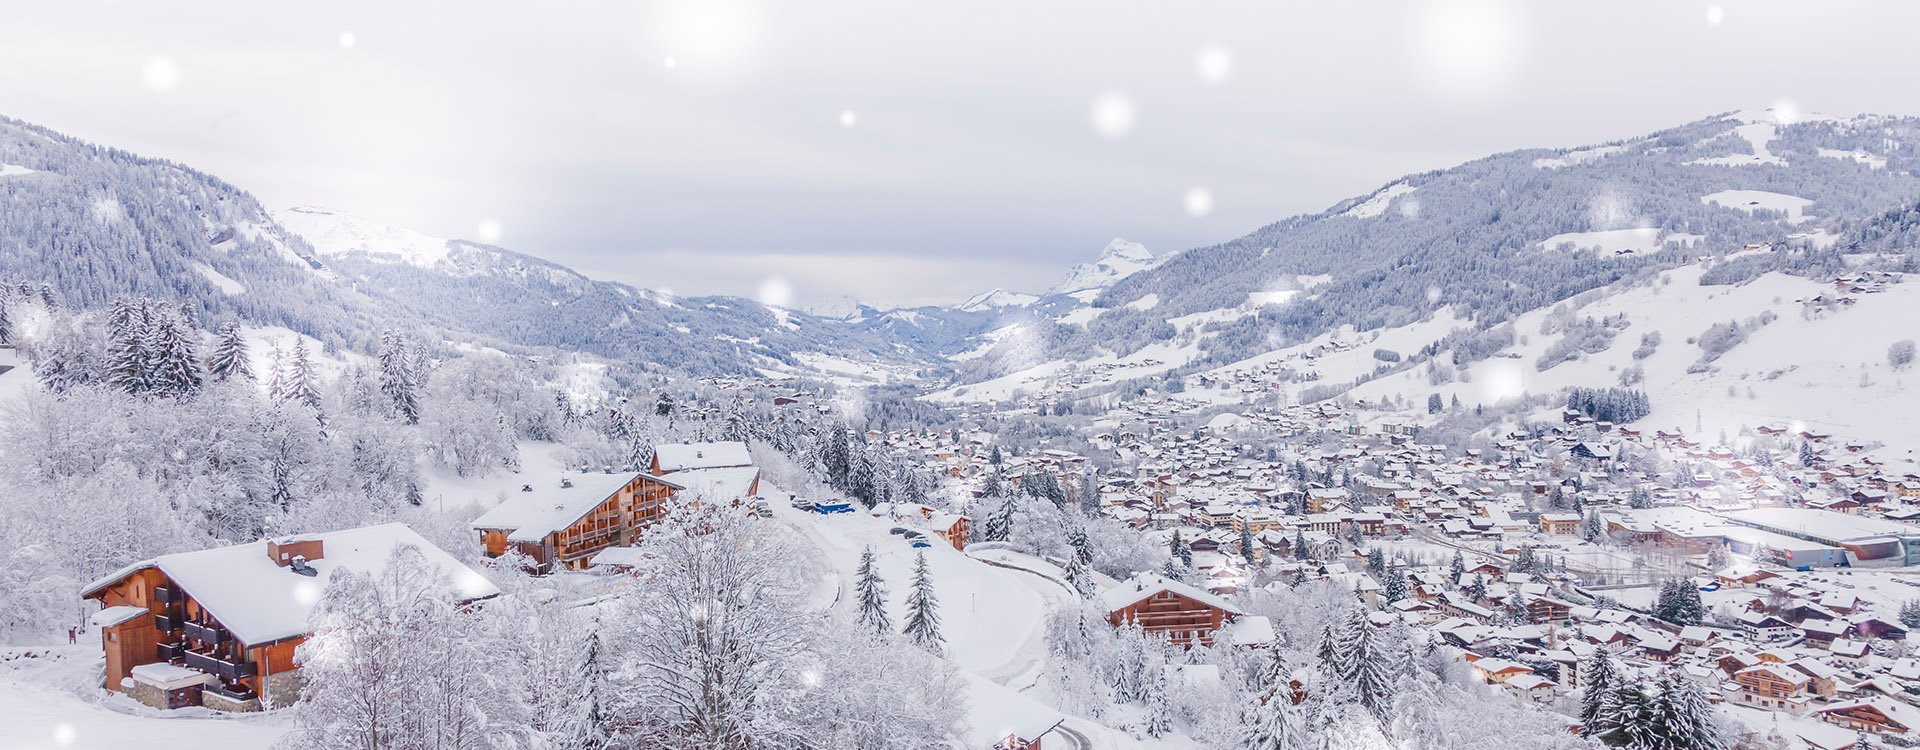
<box><xmin>154</xmin><ymin>613</ymin><xmax>180</xmax><ymax>632</ymax></box>
<box><xmin>183</xmin><ymin>650</ymin><xmax>255</xmax><ymax>681</ymax></box>
<box><xmin>155</xmin><ymin>641</ymin><xmax>185</xmax><ymax>661</ymax></box>
<box><xmin>153</xmin><ymin>586</ymin><xmax>178</xmax><ymax>605</ymax></box>
<box><xmin>182</xmin><ymin>621</ymin><xmax>227</xmax><ymax>646</ymax></box>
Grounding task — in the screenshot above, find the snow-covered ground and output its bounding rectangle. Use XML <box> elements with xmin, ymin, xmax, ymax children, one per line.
<box><xmin>1689</xmin><ymin>121</ymin><xmax>1786</xmax><ymax>167</ymax></box>
<box><xmin>1817</xmin><ymin>147</ymin><xmax>1888</xmax><ymax>170</ymax></box>
<box><xmin>1533</xmin><ymin>144</ymin><xmax>1629</xmax><ymax>170</ymax></box>
<box><xmin>0</xmin><ymin>647</ymin><xmax>288</xmax><ymax>750</ymax></box>
<box><xmin>272</xmin><ymin>206</ymin><xmax>453</xmax><ymax>268</ymax></box>
<box><xmin>1341</xmin><ymin>182</ymin><xmax>1416</xmax><ymax>219</ymax></box>
<box><xmin>1538</xmin><ymin>227</ymin><xmax>1672</xmax><ymax>256</ymax></box>
<box><xmin>1345</xmin><ymin>262</ymin><xmax>1920</xmax><ymax>454</ymax></box>
<box><xmin>1701</xmin><ymin>189</ymin><xmax>1813</xmax><ymax>223</ymax></box>
<box><xmin>192</xmin><ymin>263</ymin><xmax>247</xmax><ymax>295</ymax></box>
<box><xmin>0</xmin><ymin>163</ymin><xmax>37</xmax><ymax>177</ymax></box>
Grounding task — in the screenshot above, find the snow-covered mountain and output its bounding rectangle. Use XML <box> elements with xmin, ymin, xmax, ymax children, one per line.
<box><xmin>273</xmin><ymin>206</ymin><xmax>458</xmax><ymax>269</ymax></box>
<box><xmin>941</xmin><ymin>109</ymin><xmax>1920</xmax><ymax>394</ymax></box>
<box><xmin>0</xmin><ymin>116</ymin><xmax>943</xmax><ymax>380</ymax></box>
<box><xmin>1050</xmin><ymin>238</ymin><xmax>1155</xmax><ymax>295</ymax></box>
<box><xmin>957</xmin><ymin>288</ymin><xmax>1040</xmax><ymax>312</ymax></box>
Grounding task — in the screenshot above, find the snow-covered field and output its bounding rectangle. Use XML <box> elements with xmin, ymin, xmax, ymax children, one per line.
<box><xmin>1346</xmin><ymin>262</ymin><xmax>1920</xmax><ymax>458</ymax></box>
<box><xmin>1341</xmin><ymin>182</ymin><xmax>1416</xmax><ymax>219</ymax></box>
<box><xmin>0</xmin><ymin>648</ymin><xmax>288</xmax><ymax>750</ymax></box>
<box><xmin>1538</xmin><ymin>227</ymin><xmax>1671</xmax><ymax>256</ymax></box>
<box><xmin>1701</xmin><ymin>189</ymin><xmax>1813</xmax><ymax>223</ymax></box>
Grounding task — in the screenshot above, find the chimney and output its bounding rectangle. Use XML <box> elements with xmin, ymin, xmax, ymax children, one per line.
<box><xmin>561</xmin><ymin>477</ymin><xmax>575</xmax><ymax>489</ymax></box>
<box><xmin>268</xmin><ymin>537</ymin><xmax>325</xmax><ymax>567</ymax></box>
<box><xmin>604</xmin><ymin>466</ymin><xmax>613</xmax><ymax>474</ymax></box>
<box><xmin>521</xmin><ymin>484</ymin><xmax>533</xmax><ymax>492</ymax></box>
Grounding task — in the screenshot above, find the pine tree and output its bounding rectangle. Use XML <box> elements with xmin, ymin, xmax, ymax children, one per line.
<box><xmin>1654</xmin><ymin>579</ymin><xmax>1705</xmax><ymax>626</ymax></box>
<box><xmin>902</xmin><ymin>552</ymin><xmax>943</xmax><ymax>653</ymax></box>
<box><xmin>1241</xmin><ymin>646</ymin><xmax>1303</xmax><ymax>750</ymax></box>
<box><xmin>0</xmin><ymin>298</ymin><xmax>11</xmax><ymax>346</ymax></box>
<box><xmin>1144</xmin><ymin>663</ymin><xmax>1174</xmax><ymax>737</ymax></box>
<box><xmin>1366</xmin><ymin>547</ymin><xmax>1386</xmax><ymax>579</ymax></box>
<box><xmin>1594</xmin><ymin>679</ymin><xmax>1649</xmax><ymax>747</ymax></box>
<box><xmin>1468</xmin><ymin>573</ymin><xmax>1487</xmax><ymax>602</ymax></box>
<box><xmin>265</xmin><ymin>343</ymin><xmax>288</xmax><ymax>400</ymax></box>
<box><xmin>207</xmin><ymin>322</ymin><xmax>253</xmax><ymax>382</ymax></box>
<box><xmin>105</xmin><ymin>297</ymin><xmax>151</xmax><ymax>396</ymax></box>
<box><xmin>1239</xmin><ymin>523</ymin><xmax>1257</xmax><ymax>564</ymax></box>
<box><xmin>567</xmin><ymin>631</ymin><xmax>613</xmax><ymax>750</ymax></box>
<box><xmin>1294</xmin><ymin>530</ymin><xmax>1312</xmax><ymax>561</ymax></box>
<box><xmin>284</xmin><ymin>340</ymin><xmax>323</xmax><ymax>411</ymax></box>
<box><xmin>1651</xmin><ymin>666</ymin><xmax>1725</xmax><ymax>750</ymax></box>
<box><xmin>377</xmin><ymin>329</ymin><xmax>421</xmax><ymax>424</ymax></box>
<box><xmin>982</xmin><ymin>495</ymin><xmax>1017</xmax><ymax>542</ymax></box>
<box><xmin>1900</xmin><ymin>600</ymin><xmax>1920</xmax><ymax>630</ymax></box>
<box><xmin>1064</xmin><ymin>526</ymin><xmax>1097</xmax><ymax>598</ymax></box>
<box><xmin>1319</xmin><ymin>606</ymin><xmax>1396</xmax><ymax>726</ymax></box>
<box><xmin>1382</xmin><ymin>568</ymin><xmax>1408</xmax><ymax>604</ymax></box>
<box><xmin>1449</xmin><ymin>549</ymin><xmax>1465</xmax><ymax>581</ymax></box>
<box><xmin>854</xmin><ymin>546</ymin><xmax>892</xmax><ymax>636</ymax></box>
<box><xmin>1580</xmin><ymin>510</ymin><xmax>1607</xmax><ymax>544</ymax></box>
<box><xmin>1577</xmin><ymin>650</ymin><xmax>1618</xmax><ymax>737</ymax></box>
<box><xmin>147</xmin><ymin>306</ymin><xmax>203</xmax><ymax>398</ymax></box>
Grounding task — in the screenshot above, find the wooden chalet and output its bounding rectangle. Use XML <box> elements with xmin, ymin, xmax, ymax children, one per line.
<box><xmin>1818</xmin><ymin>699</ymin><xmax>1920</xmax><ymax>737</ymax></box>
<box><xmin>1733</xmin><ymin>664</ymin><xmax>1811</xmax><ymax>710</ymax></box>
<box><xmin>1100</xmin><ymin>573</ymin><xmax>1247</xmax><ymax>646</ymax></box>
<box><xmin>80</xmin><ymin>524</ymin><xmax>497</xmax><ymax>712</ymax></box>
<box><xmin>472</xmin><ymin>469</ymin><xmax>684</xmax><ymax>573</ymax></box>
<box><xmin>650</xmin><ymin>441</ymin><xmax>763</xmax><ymax>501</ymax></box>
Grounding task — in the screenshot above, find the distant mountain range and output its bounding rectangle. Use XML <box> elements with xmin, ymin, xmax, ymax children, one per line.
<box><xmin>4</xmin><ymin>108</ymin><xmax>1920</xmax><ymax>393</ymax></box>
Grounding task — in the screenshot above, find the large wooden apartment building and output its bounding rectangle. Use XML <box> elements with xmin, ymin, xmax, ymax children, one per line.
<box><xmin>471</xmin><ymin>468</ymin><xmax>685</xmax><ymax>573</ymax></box>
<box><xmin>1101</xmin><ymin>573</ymin><xmax>1248</xmax><ymax>646</ymax></box>
<box><xmin>80</xmin><ymin>524</ymin><xmax>497</xmax><ymax>712</ymax></box>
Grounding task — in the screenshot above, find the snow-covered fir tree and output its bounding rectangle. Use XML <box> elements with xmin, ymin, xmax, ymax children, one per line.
<box><xmin>902</xmin><ymin>550</ymin><xmax>943</xmax><ymax>653</ymax></box>
<box><xmin>206</xmin><ymin>321</ymin><xmax>253</xmax><ymax>382</ymax></box>
<box><xmin>853</xmin><ymin>545</ymin><xmax>892</xmax><ymax>636</ymax></box>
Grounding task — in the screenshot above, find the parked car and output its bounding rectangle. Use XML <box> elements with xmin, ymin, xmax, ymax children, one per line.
<box><xmin>889</xmin><ymin>527</ymin><xmax>909</xmax><ymax>535</ymax></box>
<box><xmin>910</xmin><ymin>537</ymin><xmax>933</xmax><ymax>549</ymax></box>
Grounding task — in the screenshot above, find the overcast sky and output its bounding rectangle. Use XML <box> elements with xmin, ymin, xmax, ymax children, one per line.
<box><xmin>3</xmin><ymin>1</ymin><xmax>1918</xmax><ymax>309</ymax></box>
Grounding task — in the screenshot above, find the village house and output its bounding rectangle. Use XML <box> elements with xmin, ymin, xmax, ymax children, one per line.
<box><xmin>81</xmin><ymin>524</ymin><xmax>497</xmax><ymax>712</ymax></box>
<box><xmin>651</xmin><ymin>441</ymin><xmax>764</xmax><ymax>500</ymax></box>
<box><xmin>1101</xmin><ymin>573</ymin><xmax>1248</xmax><ymax>647</ymax></box>
<box><xmin>471</xmin><ymin>469</ymin><xmax>686</xmax><ymax>573</ymax></box>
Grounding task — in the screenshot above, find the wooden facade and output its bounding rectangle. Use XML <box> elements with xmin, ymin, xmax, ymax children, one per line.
<box><xmin>1106</xmin><ymin>589</ymin><xmax>1234</xmax><ymax>646</ymax></box>
<box><xmin>1819</xmin><ymin>702</ymin><xmax>1915</xmax><ymax>735</ymax></box>
<box><xmin>476</xmin><ymin>473</ymin><xmax>681</xmax><ymax>573</ymax></box>
<box><xmin>87</xmin><ymin>568</ymin><xmax>296</xmax><ymax>707</ymax></box>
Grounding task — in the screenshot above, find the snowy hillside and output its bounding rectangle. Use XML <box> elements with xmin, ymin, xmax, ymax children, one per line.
<box><xmin>273</xmin><ymin>206</ymin><xmax>456</xmax><ymax>268</ymax></box>
<box><xmin>937</xmin><ymin>109</ymin><xmax>1920</xmax><ymax>394</ymax></box>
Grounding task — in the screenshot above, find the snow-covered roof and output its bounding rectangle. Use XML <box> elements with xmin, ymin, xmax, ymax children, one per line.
<box><xmin>653</xmin><ymin>441</ymin><xmax>753</xmax><ymax>473</ymax></box>
<box><xmin>84</xmin><ymin>523</ymin><xmax>497</xmax><ymax>647</ymax></box>
<box><xmin>472</xmin><ymin>470</ymin><xmax>680</xmax><ymax>543</ymax></box>
<box><xmin>1721</xmin><ymin>507</ymin><xmax>1920</xmax><ymax>543</ymax></box>
<box><xmin>670</xmin><ymin>466</ymin><xmax>761</xmax><ymax>500</ymax></box>
<box><xmin>1099</xmin><ymin>572</ymin><xmax>1246</xmax><ymax>616</ymax></box>
<box><xmin>962</xmin><ymin>673</ymin><xmax>1064</xmax><ymax>747</ymax></box>
<box><xmin>589</xmin><ymin>546</ymin><xmax>652</xmax><ymax>569</ymax></box>
<box><xmin>89</xmin><ymin>605</ymin><xmax>147</xmax><ymax>628</ymax></box>
<box><xmin>1221</xmin><ymin>615</ymin><xmax>1276</xmax><ymax>646</ymax></box>
<box><xmin>130</xmin><ymin>662</ymin><xmax>216</xmax><ymax>690</ymax></box>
